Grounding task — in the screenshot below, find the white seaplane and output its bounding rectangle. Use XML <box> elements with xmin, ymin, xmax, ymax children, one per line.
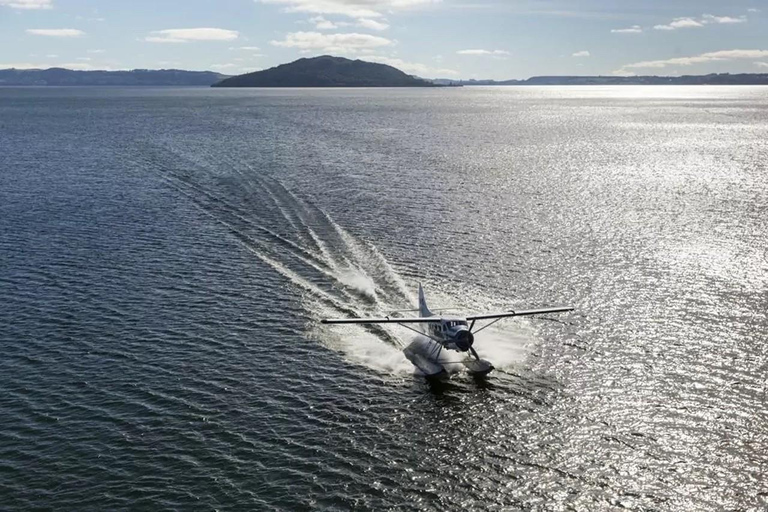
<box><xmin>322</xmin><ymin>284</ymin><xmax>573</xmax><ymax>378</ymax></box>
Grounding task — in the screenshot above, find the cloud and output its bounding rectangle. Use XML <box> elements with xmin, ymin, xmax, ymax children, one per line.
<box><xmin>654</xmin><ymin>13</ymin><xmax>747</xmax><ymax>31</ymax></box>
<box><xmin>270</xmin><ymin>31</ymin><xmax>392</xmax><ymax>52</ymax></box>
<box><xmin>210</xmin><ymin>63</ymin><xmax>262</xmax><ymax>73</ymax></box>
<box><xmin>615</xmin><ymin>49</ymin><xmax>768</xmax><ymax>74</ymax></box>
<box><xmin>259</xmin><ymin>0</ymin><xmax>437</xmax><ymax>19</ymax></box>
<box><xmin>87</xmin><ymin>49</ymin><xmax>105</xmax><ymax>54</ymax></box>
<box><xmin>310</xmin><ymin>14</ymin><xmax>388</xmax><ymax>30</ymax></box>
<box><xmin>357</xmin><ymin>18</ymin><xmax>389</xmax><ymax>30</ymax></box>
<box><xmin>26</xmin><ymin>28</ymin><xmax>84</xmax><ymax>37</ymax></box>
<box><xmin>611</xmin><ymin>25</ymin><xmax>642</xmax><ymax>34</ymax></box>
<box><xmin>364</xmin><ymin>55</ymin><xmax>458</xmax><ymax>76</ymax></box>
<box><xmin>309</xmin><ymin>15</ymin><xmax>348</xmax><ymax>29</ymax></box>
<box><xmin>755</xmin><ymin>62</ymin><xmax>768</xmax><ymax>69</ymax></box>
<box><xmin>144</xmin><ymin>28</ymin><xmax>239</xmax><ymax>43</ymax></box>
<box><xmin>456</xmin><ymin>49</ymin><xmax>510</xmax><ymax>56</ymax></box>
<box><xmin>654</xmin><ymin>17</ymin><xmax>703</xmax><ymax>30</ymax></box>
<box><xmin>0</xmin><ymin>62</ymin><xmax>46</xmax><ymax>69</ymax></box>
<box><xmin>572</xmin><ymin>50</ymin><xmax>590</xmax><ymax>57</ymax></box>
<box><xmin>702</xmin><ymin>14</ymin><xmax>747</xmax><ymax>24</ymax></box>
<box><xmin>0</xmin><ymin>0</ymin><xmax>52</xmax><ymax>9</ymax></box>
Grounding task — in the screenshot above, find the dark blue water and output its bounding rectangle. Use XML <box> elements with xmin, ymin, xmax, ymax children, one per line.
<box><xmin>1</xmin><ymin>86</ymin><xmax>767</xmax><ymax>510</ymax></box>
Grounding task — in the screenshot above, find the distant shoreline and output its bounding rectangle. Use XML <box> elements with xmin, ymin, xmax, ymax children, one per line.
<box><xmin>436</xmin><ymin>73</ymin><xmax>768</xmax><ymax>87</ymax></box>
<box><xmin>2</xmin><ymin>67</ymin><xmax>768</xmax><ymax>87</ymax></box>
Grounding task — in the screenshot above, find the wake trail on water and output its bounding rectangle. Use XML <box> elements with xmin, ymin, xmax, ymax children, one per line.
<box><xmin>134</xmin><ymin>145</ymin><xmax>535</xmax><ymax>376</ymax></box>
<box><xmin>133</xmin><ymin>146</ymin><xmax>418</xmax><ymax>373</ymax></box>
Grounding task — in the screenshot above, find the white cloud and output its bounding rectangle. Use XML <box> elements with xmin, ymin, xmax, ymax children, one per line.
<box><xmin>572</xmin><ymin>50</ymin><xmax>590</xmax><ymax>57</ymax></box>
<box><xmin>748</xmin><ymin>8</ymin><xmax>760</xmax><ymax>13</ymax></box>
<box><xmin>0</xmin><ymin>0</ymin><xmax>52</xmax><ymax>9</ymax></box>
<box><xmin>456</xmin><ymin>49</ymin><xmax>510</xmax><ymax>56</ymax></box>
<box><xmin>654</xmin><ymin>13</ymin><xmax>747</xmax><ymax>31</ymax></box>
<box><xmin>309</xmin><ymin>16</ymin><xmax>338</xmax><ymax>30</ymax></box>
<box><xmin>702</xmin><ymin>14</ymin><xmax>747</xmax><ymax>24</ymax></box>
<box><xmin>701</xmin><ymin>49</ymin><xmax>768</xmax><ymax>59</ymax></box>
<box><xmin>210</xmin><ymin>63</ymin><xmax>262</xmax><ymax>75</ymax></box>
<box><xmin>57</xmin><ymin>62</ymin><xmax>106</xmax><ymax>70</ymax></box>
<box><xmin>0</xmin><ymin>62</ymin><xmax>44</xmax><ymax>69</ymax></box>
<box><xmin>309</xmin><ymin>15</ymin><xmax>346</xmax><ymax>29</ymax></box>
<box><xmin>270</xmin><ymin>31</ymin><xmax>392</xmax><ymax>52</ymax></box>
<box><xmin>230</xmin><ymin>46</ymin><xmax>261</xmax><ymax>51</ymax></box>
<box><xmin>309</xmin><ymin>15</ymin><xmax>388</xmax><ymax>30</ymax></box>
<box><xmin>259</xmin><ymin>0</ymin><xmax>437</xmax><ymax>19</ymax></box>
<box><xmin>364</xmin><ymin>55</ymin><xmax>458</xmax><ymax>76</ymax></box>
<box><xmin>615</xmin><ymin>49</ymin><xmax>768</xmax><ymax>74</ymax></box>
<box><xmin>26</xmin><ymin>28</ymin><xmax>84</xmax><ymax>37</ymax></box>
<box><xmin>654</xmin><ymin>17</ymin><xmax>703</xmax><ymax>30</ymax></box>
<box><xmin>755</xmin><ymin>62</ymin><xmax>768</xmax><ymax>69</ymax></box>
<box><xmin>144</xmin><ymin>28</ymin><xmax>239</xmax><ymax>43</ymax></box>
<box><xmin>611</xmin><ymin>25</ymin><xmax>642</xmax><ymax>34</ymax></box>
<box><xmin>87</xmin><ymin>49</ymin><xmax>105</xmax><ymax>54</ymax></box>
<box><xmin>357</xmin><ymin>18</ymin><xmax>389</xmax><ymax>31</ymax></box>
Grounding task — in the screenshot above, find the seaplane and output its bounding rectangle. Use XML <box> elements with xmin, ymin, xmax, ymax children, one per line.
<box><xmin>322</xmin><ymin>284</ymin><xmax>573</xmax><ymax>378</ymax></box>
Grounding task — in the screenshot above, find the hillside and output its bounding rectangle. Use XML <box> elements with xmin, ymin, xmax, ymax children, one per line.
<box><xmin>212</xmin><ymin>56</ymin><xmax>435</xmax><ymax>88</ymax></box>
<box><xmin>0</xmin><ymin>68</ymin><xmax>227</xmax><ymax>86</ymax></box>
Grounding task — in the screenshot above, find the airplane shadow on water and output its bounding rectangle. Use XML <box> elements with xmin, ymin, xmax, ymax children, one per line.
<box><xmin>420</xmin><ymin>374</ymin><xmax>498</xmax><ymax>397</ymax></box>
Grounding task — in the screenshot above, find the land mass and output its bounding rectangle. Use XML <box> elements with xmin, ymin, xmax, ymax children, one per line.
<box><xmin>3</xmin><ymin>59</ymin><xmax>768</xmax><ymax>87</ymax></box>
<box><xmin>435</xmin><ymin>73</ymin><xmax>768</xmax><ymax>86</ymax></box>
<box><xmin>0</xmin><ymin>68</ymin><xmax>227</xmax><ymax>86</ymax></box>
<box><xmin>212</xmin><ymin>56</ymin><xmax>435</xmax><ymax>88</ymax></box>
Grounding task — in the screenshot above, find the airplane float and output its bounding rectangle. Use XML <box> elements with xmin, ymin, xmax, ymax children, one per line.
<box><xmin>322</xmin><ymin>284</ymin><xmax>573</xmax><ymax>378</ymax></box>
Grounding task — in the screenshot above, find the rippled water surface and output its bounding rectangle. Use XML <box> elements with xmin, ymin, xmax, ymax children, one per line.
<box><xmin>1</xmin><ymin>86</ymin><xmax>767</xmax><ymax>510</ymax></box>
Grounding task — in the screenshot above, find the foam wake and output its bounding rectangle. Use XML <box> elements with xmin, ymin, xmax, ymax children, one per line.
<box><xmin>134</xmin><ymin>146</ymin><xmax>420</xmax><ymax>373</ymax></box>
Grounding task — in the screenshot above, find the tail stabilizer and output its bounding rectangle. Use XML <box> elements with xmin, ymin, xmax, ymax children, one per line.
<box><xmin>418</xmin><ymin>283</ymin><xmax>433</xmax><ymax>318</ymax></box>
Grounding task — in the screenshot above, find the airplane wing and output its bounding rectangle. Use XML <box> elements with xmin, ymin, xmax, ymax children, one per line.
<box><xmin>466</xmin><ymin>306</ymin><xmax>573</xmax><ymax>321</ymax></box>
<box><xmin>321</xmin><ymin>316</ymin><xmax>440</xmax><ymax>325</ymax></box>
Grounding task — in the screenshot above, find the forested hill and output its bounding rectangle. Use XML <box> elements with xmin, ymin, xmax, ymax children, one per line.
<box><xmin>212</xmin><ymin>56</ymin><xmax>435</xmax><ymax>88</ymax></box>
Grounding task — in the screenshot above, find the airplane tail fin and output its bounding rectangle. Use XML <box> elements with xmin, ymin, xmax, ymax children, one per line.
<box><xmin>418</xmin><ymin>283</ymin><xmax>433</xmax><ymax>318</ymax></box>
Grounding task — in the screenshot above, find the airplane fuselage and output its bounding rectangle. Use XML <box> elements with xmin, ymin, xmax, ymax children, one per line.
<box><xmin>422</xmin><ymin>317</ymin><xmax>475</xmax><ymax>352</ymax></box>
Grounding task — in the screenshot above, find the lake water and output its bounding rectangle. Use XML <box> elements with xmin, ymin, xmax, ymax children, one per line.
<box><xmin>1</xmin><ymin>86</ymin><xmax>767</xmax><ymax>510</ymax></box>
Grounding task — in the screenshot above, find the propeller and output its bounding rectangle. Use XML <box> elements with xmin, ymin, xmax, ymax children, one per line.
<box><xmin>455</xmin><ymin>329</ymin><xmax>475</xmax><ymax>353</ymax></box>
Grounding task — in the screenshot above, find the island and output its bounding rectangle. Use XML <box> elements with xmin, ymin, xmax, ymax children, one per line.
<box><xmin>211</xmin><ymin>56</ymin><xmax>435</xmax><ymax>88</ymax></box>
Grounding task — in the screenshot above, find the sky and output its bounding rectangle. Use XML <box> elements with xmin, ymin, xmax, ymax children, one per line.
<box><xmin>1</xmin><ymin>0</ymin><xmax>767</xmax><ymax>79</ymax></box>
